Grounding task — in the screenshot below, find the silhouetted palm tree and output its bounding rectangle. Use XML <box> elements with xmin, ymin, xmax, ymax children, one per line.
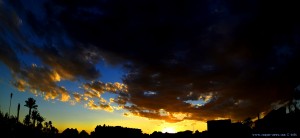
<box><xmin>36</xmin><ymin>114</ymin><xmax>45</xmax><ymax>129</ymax></box>
<box><xmin>44</xmin><ymin>120</ymin><xmax>53</xmax><ymax>132</ymax></box>
<box><xmin>49</xmin><ymin>120</ymin><xmax>52</xmax><ymax>129</ymax></box>
<box><xmin>44</xmin><ymin>121</ymin><xmax>49</xmax><ymax>132</ymax></box>
<box><xmin>24</xmin><ymin>97</ymin><xmax>38</xmax><ymax>120</ymax></box>
<box><xmin>23</xmin><ymin>114</ymin><xmax>31</xmax><ymax>126</ymax></box>
<box><xmin>37</xmin><ymin>114</ymin><xmax>45</xmax><ymax>124</ymax></box>
<box><xmin>31</xmin><ymin>109</ymin><xmax>39</xmax><ymax>127</ymax></box>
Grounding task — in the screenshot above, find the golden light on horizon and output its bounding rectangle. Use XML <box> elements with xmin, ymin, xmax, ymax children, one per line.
<box><xmin>162</xmin><ymin>127</ymin><xmax>176</xmax><ymax>133</ymax></box>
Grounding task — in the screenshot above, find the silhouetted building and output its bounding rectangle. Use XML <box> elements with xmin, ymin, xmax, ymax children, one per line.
<box><xmin>254</xmin><ymin>105</ymin><xmax>300</xmax><ymax>133</ymax></box>
<box><xmin>207</xmin><ymin>119</ymin><xmax>231</xmax><ymax>132</ymax></box>
<box><xmin>207</xmin><ymin>119</ymin><xmax>232</xmax><ymax>137</ymax></box>
<box><xmin>207</xmin><ymin>119</ymin><xmax>251</xmax><ymax>137</ymax></box>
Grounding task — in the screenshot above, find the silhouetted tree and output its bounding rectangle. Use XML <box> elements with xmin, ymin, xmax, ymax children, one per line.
<box><xmin>50</xmin><ymin>126</ymin><xmax>59</xmax><ymax>136</ymax></box>
<box><xmin>62</xmin><ymin>128</ymin><xmax>79</xmax><ymax>138</ymax></box>
<box><xmin>242</xmin><ymin>117</ymin><xmax>254</xmax><ymax>128</ymax></box>
<box><xmin>44</xmin><ymin>121</ymin><xmax>49</xmax><ymax>132</ymax></box>
<box><xmin>31</xmin><ymin>109</ymin><xmax>39</xmax><ymax>127</ymax></box>
<box><xmin>24</xmin><ymin>97</ymin><xmax>38</xmax><ymax>121</ymax></box>
<box><xmin>48</xmin><ymin>120</ymin><xmax>59</xmax><ymax>134</ymax></box>
<box><xmin>49</xmin><ymin>120</ymin><xmax>52</xmax><ymax>128</ymax></box>
<box><xmin>43</xmin><ymin>121</ymin><xmax>53</xmax><ymax>133</ymax></box>
<box><xmin>23</xmin><ymin>114</ymin><xmax>31</xmax><ymax>126</ymax></box>
<box><xmin>1</xmin><ymin>108</ymin><xmax>62</xmax><ymax>138</ymax></box>
<box><xmin>41</xmin><ymin>120</ymin><xmax>59</xmax><ymax>136</ymax></box>
<box><xmin>79</xmin><ymin>130</ymin><xmax>89</xmax><ymax>138</ymax></box>
<box><xmin>36</xmin><ymin>114</ymin><xmax>45</xmax><ymax>129</ymax></box>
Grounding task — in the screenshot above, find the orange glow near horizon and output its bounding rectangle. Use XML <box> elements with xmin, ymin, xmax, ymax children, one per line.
<box><xmin>162</xmin><ymin>127</ymin><xmax>176</xmax><ymax>133</ymax></box>
<box><xmin>52</xmin><ymin>114</ymin><xmax>207</xmax><ymax>134</ymax></box>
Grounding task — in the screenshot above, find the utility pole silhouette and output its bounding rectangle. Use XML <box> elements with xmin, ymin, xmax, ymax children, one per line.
<box><xmin>9</xmin><ymin>93</ymin><xmax>13</xmax><ymax>116</ymax></box>
<box><xmin>17</xmin><ymin>103</ymin><xmax>20</xmax><ymax>122</ymax></box>
<box><xmin>191</xmin><ymin>123</ymin><xmax>195</xmax><ymax>132</ymax></box>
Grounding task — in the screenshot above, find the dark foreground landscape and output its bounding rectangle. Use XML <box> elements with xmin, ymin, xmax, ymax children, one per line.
<box><xmin>1</xmin><ymin>100</ymin><xmax>299</xmax><ymax>138</ymax></box>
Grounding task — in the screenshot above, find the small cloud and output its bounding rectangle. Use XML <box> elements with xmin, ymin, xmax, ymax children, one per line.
<box><xmin>44</xmin><ymin>90</ymin><xmax>59</xmax><ymax>100</ymax></box>
<box><xmin>83</xmin><ymin>81</ymin><xmax>106</xmax><ymax>95</ymax></box>
<box><xmin>99</xmin><ymin>97</ymin><xmax>107</xmax><ymax>103</ymax></box>
<box><xmin>50</xmin><ymin>70</ymin><xmax>61</xmax><ymax>82</ymax></box>
<box><xmin>172</xmin><ymin>112</ymin><xmax>191</xmax><ymax>120</ymax></box>
<box><xmin>83</xmin><ymin>97</ymin><xmax>89</xmax><ymax>101</ymax></box>
<box><xmin>86</xmin><ymin>99</ymin><xmax>114</xmax><ymax>112</ymax></box>
<box><xmin>123</xmin><ymin>113</ymin><xmax>129</xmax><ymax>116</ymax></box>
<box><xmin>144</xmin><ymin>91</ymin><xmax>157</xmax><ymax>96</ymax></box>
<box><xmin>84</xmin><ymin>90</ymin><xmax>100</xmax><ymax>99</ymax></box>
<box><xmin>83</xmin><ymin>81</ymin><xmax>128</xmax><ymax>94</ymax></box>
<box><xmin>113</xmin><ymin>105</ymin><xmax>124</xmax><ymax>110</ymax></box>
<box><xmin>73</xmin><ymin>92</ymin><xmax>82</xmax><ymax>102</ymax></box>
<box><xmin>59</xmin><ymin>87</ymin><xmax>70</xmax><ymax>102</ymax></box>
<box><xmin>99</xmin><ymin>103</ymin><xmax>114</xmax><ymax>112</ymax></box>
<box><xmin>12</xmin><ymin>79</ymin><xmax>27</xmax><ymax>92</ymax></box>
<box><xmin>159</xmin><ymin>109</ymin><xmax>169</xmax><ymax>116</ymax></box>
<box><xmin>109</xmin><ymin>98</ymin><xmax>114</xmax><ymax>103</ymax></box>
<box><xmin>86</xmin><ymin>100</ymin><xmax>98</xmax><ymax>110</ymax></box>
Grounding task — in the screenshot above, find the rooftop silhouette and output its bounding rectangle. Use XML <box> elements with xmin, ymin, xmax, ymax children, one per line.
<box><xmin>1</xmin><ymin>99</ymin><xmax>299</xmax><ymax>138</ymax></box>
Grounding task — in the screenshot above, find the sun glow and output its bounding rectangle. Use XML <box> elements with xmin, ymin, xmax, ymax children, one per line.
<box><xmin>162</xmin><ymin>127</ymin><xmax>176</xmax><ymax>133</ymax></box>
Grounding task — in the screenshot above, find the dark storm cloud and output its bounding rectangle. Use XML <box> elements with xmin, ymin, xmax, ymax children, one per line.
<box><xmin>51</xmin><ymin>0</ymin><xmax>300</xmax><ymax>121</ymax></box>
<box><xmin>0</xmin><ymin>2</ymin><xmax>24</xmax><ymax>73</ymax></box>
<box><xmin>2</xmin><ymin>0</ymin><xmax>300</xmax><ymax>122</ymax></box>
<box><xmin>2</xmin><ymin>0</ymin><xmax>102</xmax><ymax>80</ymax></box>
<box><xmin>0</xmin><ymin>39</ymin><xmax>20</xmax><ymax>72</ymax></box>
<box><xmin>33</xmin><ymin>45</ymin><xmax>101</xmax><ymax>80</ymax></box>
<box><xmin>1</xmin><ymin>0</ymin><xmax>102</xmax><ymax>80</ymax></box>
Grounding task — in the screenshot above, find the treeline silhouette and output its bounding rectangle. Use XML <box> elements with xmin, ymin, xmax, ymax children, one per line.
<box><xmin>0</xmin><ymin>97</ymin><xmax>59</xmax><ymax>138</ymax></box>
<box><xmin>1</xmin><ymin>96</ymin><xmax>299</xmax><ymax>138</ymax></box>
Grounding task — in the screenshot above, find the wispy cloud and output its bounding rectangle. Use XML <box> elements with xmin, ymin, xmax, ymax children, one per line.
<box><xmin>86</xmin><ymin>99</ymin><xmax>114</xmax><ymax>112</ymax></box>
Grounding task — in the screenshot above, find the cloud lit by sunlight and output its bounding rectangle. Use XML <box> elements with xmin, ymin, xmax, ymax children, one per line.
<box><xmin>60</xmin><ymin>87</ymin><xmax>71</xmax><ymax>102</ymax></box>
<box><xmin>50</xmin><ymin>70</ymin><xmax>61</xmax><ymax>82</ymax></box>
<box><xmin>86</xmin><ymin>99</ymin><xmax>114</xmax><ymax>112</ymax></box>
<box><xmin>172</xmin><ymin>112</ymin><xmax>191</xmax><ymax>120</ymax></box>
<box><xmin>73</xmin><ymin>92</ymin><xmax>82</xmax><ymax>102</ymax></box>
<box><xmin>12</xmin><ymin>79</ymin><xmax>26</xmax><ymax>92</ymax></box>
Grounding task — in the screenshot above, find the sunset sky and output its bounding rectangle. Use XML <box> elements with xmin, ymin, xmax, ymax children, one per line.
<box><xmin>1</xmin><ymin>0</ymin><xmax>300</xmax><ymax>134</ymax></box>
